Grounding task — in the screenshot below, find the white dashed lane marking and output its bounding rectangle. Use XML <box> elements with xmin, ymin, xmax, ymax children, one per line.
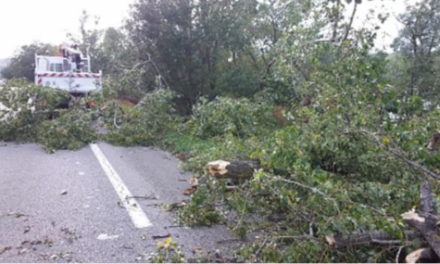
<box><xmin>90</xmin><ymin>143</ymin><xmax>152</xmax><ymax>228</ymax></box>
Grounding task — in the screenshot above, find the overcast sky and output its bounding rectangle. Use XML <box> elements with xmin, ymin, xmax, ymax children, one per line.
<box><xmin>352</xmin><ymin>0</ymin><xmax>420</xmax><ymax>51</ymax></box>
<box><xmin>0</xmin><ymin>0</ymin><xmax>134</xmax><ymax>58</ymax></box>
<box><xmin>0</xmin><ymin>0</ymin><xmax>420</xmax><ymax>59</ymax></box>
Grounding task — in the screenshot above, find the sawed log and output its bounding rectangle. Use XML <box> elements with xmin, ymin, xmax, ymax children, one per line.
<box><xmin>207</xmin><ymin>160</ymin><xmax>260</xmax><ymax>179</ymax></box>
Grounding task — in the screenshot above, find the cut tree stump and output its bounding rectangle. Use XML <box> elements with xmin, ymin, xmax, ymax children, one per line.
<box><xmin>207</xmin><ymin>160</ymin><xmax>260</xmax><ymax>180</ymax></box>
<box><xmin>406</xmin><ymin>248</ymin><xmax>437</xmax><ymax>263</ymax></box>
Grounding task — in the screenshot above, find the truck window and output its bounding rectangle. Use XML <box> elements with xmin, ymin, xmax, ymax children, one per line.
<box><xmin>50</xmin><ymin>63</ymin><xmax>63</xmax><ymax>72</ymax></box>
<box><xmin>63</xmin><ymin>59</ymin><xmax>72</xmax><ymax>72</ymax></box>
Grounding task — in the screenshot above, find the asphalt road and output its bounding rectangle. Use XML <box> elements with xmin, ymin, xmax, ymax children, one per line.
<box><xmin>0</xmin><ymin>142</ymin><xmax>233</xmax><ymax>262</ymax></box>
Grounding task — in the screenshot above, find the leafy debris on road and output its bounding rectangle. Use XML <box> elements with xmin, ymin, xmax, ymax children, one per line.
<box><xmin>5</xmin><ymin>211</ymin><xmax>27</xmax><ymax>218</ymax></box>
<box><xmin>126</xmin><ymin>193</ymin><xmax>157</xmax><ymax>200</ymax></box>
<box><xmin>151</xmin><ymin>237</ymin><xmax>185</xmax><ymax>263</ymax></box>
<box><xmin>21</xmin><ymin>240</ymin><xmax>43</xmax><ymax>246</ymax></box>
<box><xmin>24</xmin><ymin>226</ymin><xmax>30</xmax><ymax>234</ymax></box>
<box><xmin>182</xmin><ymin>187</ymin><xmax>196</xmax><ymax>196</ymax></box>
<box><xmin>0</xmin><ymin>80</ymin><xmax>100</xmax><ymax>153</ymax></box>
<box><xmin>60</xmin><ymin>227</ymin><xmax>79</xmax><ymax>243</ymax></box>
<box><xmin>164</xmin><ymin>202</ymin><xmax>187</xmax><ymax>212</ymax></box>
<box><xmin>50</xmin><ymin>252</ymin><xmax>72</xmax><ymax>261</ymax></box>
<box><xmin>43</xmin><ymin>238</ymin><xmax>53</xmax><ymax>247</ymax></box>
<box><xmin>0</xmin><ymin>246</ymin><xmax>12</xmax><ymax>255</ymax></box>
<box><xmin>152</xmin><ymin>233</ymin><xmax>171</xmax><ymax>240</ymax></box>
<box><xmin>18</xmin><ymin>248</ymin><xmax>28</xmax><ymax>255</ymax></box>
<box><xmin>60</xmin><ymin>190</ymin><xmax>68</xmax><ymax>195</ymax></box>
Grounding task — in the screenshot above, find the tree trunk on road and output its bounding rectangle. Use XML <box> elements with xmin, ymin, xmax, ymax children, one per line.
<box><xmin>207</xmin><ymin>160</ymin><xmax>260</xmax><ymax>179</ymax></box>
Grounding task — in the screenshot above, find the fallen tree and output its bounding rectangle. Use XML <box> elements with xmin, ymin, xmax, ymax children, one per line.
<box><xmin>207</xmin><ymin>160</ymin><xmax>260</xmax><ymax>180</ymax></box>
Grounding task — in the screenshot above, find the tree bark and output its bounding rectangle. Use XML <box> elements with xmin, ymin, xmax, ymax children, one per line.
<box><xmin>420</xmin><ymin>180</ymin><xmax>436</xmax><ymax>215</ymax></box>
<box><xmin>326</xmin><ymin>231</ymin><xmax>422</xmax><ymax>249</ymax></box>
<box><xmin>402</xmin><ymin>211</ymin><xmax>440</xmax><ymax>258</ymax></box>
<box><xmin>207</xmin><ymin>160</ymin><xmax>260</xmax><ymax>179</ymax></box>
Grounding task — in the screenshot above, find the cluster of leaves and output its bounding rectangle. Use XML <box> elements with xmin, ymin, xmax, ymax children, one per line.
<box><xmin>104</xmin><ymin>89</ymin><xmax>179</xmax><ymax>146</ymax></box>
<box><xmin>0</xmin><ymin>80</ymin><xmax>182</xmax><ymax>153</ymax></box>
<box><xmin>0</xmin><ymin>79</ymin><xmax>99</xmax><ymax>152</ymax></box>
<box><xmin>37</xmin><ymin>107</ymin><xmax>97</xmax><ymax>153</ymax></box>
<box><xmin>171</xmin><ymin>36</ymin><xmax>440</xmax><ymax>264</ymax></box>
<box><xmin>186</xmin><ymin>97</ymin><xmax>276</xmax><ymax>139</ymax></box>
<box><xmin>149</xmin><ymin>237</ymin><xmax>186</xmax><ymax>263</ymax></box>
<box><xmin>0</xmin><ymin>79</ymin><xmax>70</xmax><ymax>142</ymax></box>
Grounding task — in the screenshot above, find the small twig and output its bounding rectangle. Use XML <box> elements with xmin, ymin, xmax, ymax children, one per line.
<box><xmin>113</xmin><ymin>101</ymin><xmax>121</xmax><ymax>129</ymax></box>
<box><xmin>371</xmin><ymin>239</ymin><xmax>402</xmax><ymax>245</ymax></box>
<box><xmin>165</xmin><ymin>225</ymin><xmax>182</xmax><ymax>229</ymax></box>
<box><xmin>272</xmin><ymin>235</ymin><xmax>318</xmax><ymax>241</ymax></box>
<box><xmin>358</xmin><ymin>129</ymin><xmax>440</xmax><ymax>181</ymax></box>
<box><xmin>216</xmin><ymin>238</ymin><xmax>243</xmax><ymax>244</ymax></box>
<box><xmin>255</xmin><ymin>237</ymin><xmax>268</xmax><ymax>257</ymax></box>
<box><xmin>127</xmin><ymin>195</ymin><xmax>157</xmax><ymax>200</ymax></box>
<box><xmin>339</xmin><ymin>1</ymin><xmax>358</xmax><ymax>50</ymax></box>
<box><xmin>152</xmin><ymin>233</ymin><xmax>171</xmax><ymax>239</ymax></box>
<box><xmin>276</xmin><ymin>178</ymin><xmax>333</xmax><ymax>200</ymax></box>
<box><xmin>275</xmin><ymin>176</ymin><xmax>386</xmax><ymax>215</ymax></box>
<box><xmin>396</xmin><ymin>245</ymin><xmax>405</xmax><ymax>264</ymax></box>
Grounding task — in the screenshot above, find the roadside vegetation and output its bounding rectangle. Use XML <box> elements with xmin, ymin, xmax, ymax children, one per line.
<box><xmin>2</xmin><ymin>0</ymin><xmax>440</xmax><ymax>262</ymax></box>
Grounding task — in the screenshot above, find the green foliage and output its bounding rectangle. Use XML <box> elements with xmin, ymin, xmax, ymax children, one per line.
<box><xmin>37</xmin><ymin>107</ymin><xmax>97</xmax><ymax>153</ymax></box>
<box><xmin>125</xmin><ymin>0</ymin><xmax>271</xmax><ymax>113</ymax></box>
<box><xmin>169</xmin><ymin>3</ymin><xmax>440</xmax><ymax>260</ymax></box>
<box><xmin>150</xmin><ymin>237</ymin><xmax>186</xmax><ymax>263</ymax></box>
<box><xmin>178</xmin><ymin>182</ymin><xmax>222</xmax><ymax>227</ymax></box>
<box><xmin>0</xmin><ymin>80</ymin><xmax>97</xmax><ymax>152</ymax></box>
<box><xmin>186</xmin><ymin>97</ymin><xmax>276</xmax><ymax>139</ymax></box>
<box><xmin>4</xmin><ymin>0</ymin><xmax>440</xmax><ymax>262</ymax></box>
<box><xmin>161</xmin><ymin>132</ymin><xmax>219</xmax><ymax>156</ymax></box>
<box><xmin>0</xmin><ymin>79</ymin><xmax>70</xmax><ymax>142</ymax></box>
<box><xmin>391</xmin><ymin>0</ymin><xmax>440</xmax><ymax>102</ymax></box>
<box><xmin>104</xmin><ymin>89</ymin><xmax>179</xmax><ymax>146</ymax></box>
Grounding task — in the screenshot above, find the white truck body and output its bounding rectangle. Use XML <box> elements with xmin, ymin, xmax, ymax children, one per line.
<box><xmin>34</xmin><ymin>54</ymin><xmax>102</xmax><ymax>94</ymax></box>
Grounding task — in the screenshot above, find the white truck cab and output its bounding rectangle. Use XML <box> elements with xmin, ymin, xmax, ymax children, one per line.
<box><xmin>34</xmin><ymin>51</ymin><xmax>102</xmax><ymax>94</ymax></box>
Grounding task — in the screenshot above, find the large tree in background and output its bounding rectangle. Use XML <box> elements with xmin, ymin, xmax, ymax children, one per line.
<box><xmin>1</xmin><ymin>43</ymin><xmax>56</xmax><ymax>82</ymax></box>
<box><xmin>392</xmin><ymin>0</ymin><xmax>440</xmax><ymax>103</ymax></box>
<box><xmin>125</xmin><ymin>0</ymin><xmax>266</xmax><ymax>113</ymax></box>
<box><xmin>101</xmin><ymin>27</ymin><xmax>134</xmax><ymax>76</ymax></box>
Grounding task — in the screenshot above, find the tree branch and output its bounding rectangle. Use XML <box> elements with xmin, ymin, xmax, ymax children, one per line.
<box><xmin>358</xmin><ymin>129</ymin><xmax>440</xmax><ymax>181</ymax></box>
<box><xmin>326</xmin><ymin>230</ymin><xmax>421</xmax><ymax>249</ymax></box>
<box><xmin>339</xmin><ymin>1</ymin><xmax>358</xmax><ymax>49</ymax></box>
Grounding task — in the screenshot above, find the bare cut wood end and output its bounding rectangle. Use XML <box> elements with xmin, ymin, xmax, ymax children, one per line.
<box><xmin>406</xmin><ymin>248</ymin><xmax>435</xmax><ymax>263</ymax></box>
<box><xmin>207</xmin><ymin>160</ymin><xmax>259</xmax><ymax>180</ymax></box>
<box><xmin>207</xmin><ymin>160</ymin><xmax>231</xmax><ymax>176</ymax></box>
<box><xmin>189</xmin><ymin>178</ymin><xmax>198</xmax><ymax>187</ymax></box>
<box><xmin>402</xmin><ymin>209</ymin><xmax>425</xmax><ymax>223</ymax></box>
<box><xmin>325</xmin><ymin>236</ymin><xmax>336</xmax><ymax>248</ymax></box>
<box><xmin>428</xmin><ymin>131</ymin><xmax>440</xmax><ymax>150</ymax></box>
